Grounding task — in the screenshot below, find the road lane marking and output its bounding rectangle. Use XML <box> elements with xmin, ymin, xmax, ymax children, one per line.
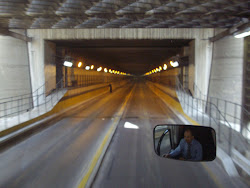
<box><xmin>201</xmin><ymin>163</ymin><xmax>224</xmax><ymax>188</ymax></box>
<box><xmin>78</xmin><ymin>85</ymin><xmax>135</xmax><ymax>188</ymax></box>
<box><xmin>147</xmin><ymin>82</ymin><xmax>199</xmax><ymax>125</ymax></box>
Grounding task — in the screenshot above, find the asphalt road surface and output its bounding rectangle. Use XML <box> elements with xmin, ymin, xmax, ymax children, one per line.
<box><xmin>0</xmin><ymin>80</ymin><xmax>248</xmax><ymax>188</ymax></box>
<box><xmin>92</xmin><ymin>81</ymin><xmax>248</xmax><ymax>188</ymax></box>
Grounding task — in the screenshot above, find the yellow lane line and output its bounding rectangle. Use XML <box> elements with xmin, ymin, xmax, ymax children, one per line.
<box><xmin>147</xmin><ymin>82</ymin><xmax>199</xmax><ymax>125</ymax></box>
<box><xmin>78</xmin><ymin>85</ymin><xmax>134</xmax><ymax>188</ymax></box>
<box><xmin>201</xmin><ymin>163</ymin><xmax>225</xmax><ymax>188</ymax></box>
<box><xmin>77</xmin><ymin>118</ymin><xmax>118</xmax><ymax>188</ymax></box>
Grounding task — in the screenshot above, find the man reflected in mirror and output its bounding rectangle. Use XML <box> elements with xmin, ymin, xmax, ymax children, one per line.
<box><xmin>163</xmin><ymin>129</ymin><xmax>203</xmax><ymax>161</ymax></box>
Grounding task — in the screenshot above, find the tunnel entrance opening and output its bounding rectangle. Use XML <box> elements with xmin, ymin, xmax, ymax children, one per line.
<box><xmin>51</xmin><ymin>39</ymin><xmax>192</xmax><ymax>75</ymax></box>
<box><xmin>44</xmin><ymin>39</ymin><xmax>193</xmax><ymax>93</ymax></box>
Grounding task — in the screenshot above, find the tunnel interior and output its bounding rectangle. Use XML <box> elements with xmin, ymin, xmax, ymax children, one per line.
<box><xmin>50</xmin><ymin>39</ymin><xmax>192</xmax><ymax>76</ymax></box>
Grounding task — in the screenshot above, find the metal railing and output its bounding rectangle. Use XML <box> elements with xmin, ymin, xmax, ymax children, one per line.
<box><xmin>0</xmin><ymin>73</ymin><xmax>129</xmax><ymax>131</ymax></box>
<box><xmin>65</xmin><ymin>74</ymin><xmax>127</xmax><ymax>88</ymax></box>
<box><xmin>175</xmin><ymin>78</ymin><xmax>250</xmax><ymax>156</ymax></box>
<box><xmin>0</xmin><ymin>79</ymin><xmax>65</xmax><ymax>129</ymax></box>
<box><xmin>193</xmin><ymin>83</ymin><xmax>250</xmax><ymax>136</ymax></box>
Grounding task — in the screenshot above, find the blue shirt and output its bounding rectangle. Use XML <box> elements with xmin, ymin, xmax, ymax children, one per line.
<box><xmin>169</xmin><ymin>139</ymin><xmax>203</xmax><ymax>161</ymax></box>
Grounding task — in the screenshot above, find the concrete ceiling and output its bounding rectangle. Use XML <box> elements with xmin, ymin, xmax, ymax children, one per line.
<box><xmin>0</xmin><ymin>0</ymin><xmax>249</xmax><ymax>29</ymax></box>
<box><xmin>53</xmin><ymin>39</ymin><xmax>191</xmax><ymax>75</ymax></box>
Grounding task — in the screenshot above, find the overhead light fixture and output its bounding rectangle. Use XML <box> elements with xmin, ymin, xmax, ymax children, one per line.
<box><xmin>85</xmin><ymin>66</ymin><xmax>90</xmax><ymax>70</ymax></box>
<box><xmin>234</xmin><ymin>31</ymin><xmax>250</xmax><ymax>38</ymax></box>
<box><xmin>97</xmin><ymin>67</ymin><xmax>102</xmax><ymax>72</ymax></box>
<box><xmin>78</xmin><ymin>62</ymin><xmax>82</xmax><ymax>68</ymax></box>
<box><xmin>163</xmin><ymin>64</ymin><xmax>167</xmax><ymax>70</ymax></box>
<box><xmin>91</xmin><ymin>65</ymin><xmax>94</xmax><ymax>69</ymax></box>
<box><xmin>64</xmin><ymin>61</ymin><xmax>73</xmax><ymax>67</ymax></box>
<box><xmin>170</xmin><ymin>61</ymin><xmax>179</xmax><ymax>67</ymax></box>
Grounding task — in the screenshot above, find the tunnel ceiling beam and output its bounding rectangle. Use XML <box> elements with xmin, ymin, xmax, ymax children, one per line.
<box><xmin>209</xmin><ymin>21</ymin><xmax>250</xmax><ymax>42</ymax></box>
<box><xmin>0</xmin><ymin>29</ymin><xmax>32</xmax><ymax>42</ymax></box>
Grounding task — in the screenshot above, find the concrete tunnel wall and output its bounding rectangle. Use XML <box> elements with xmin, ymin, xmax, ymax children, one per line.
<box><xmin>0</xmin><ymin>28</ymin><xmax>245</xmax><ymax>107</ymax></box>
<box><xmin>64</xmin><ymin>67</ymin><xmax>127</xmax><ymax>88</ymax></box>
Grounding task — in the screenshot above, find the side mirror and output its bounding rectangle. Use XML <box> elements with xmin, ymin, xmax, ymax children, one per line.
<box><xmin>153</xmin><ymin>124</ymin><xmax>216</xmax><ymax>161</ymax></box>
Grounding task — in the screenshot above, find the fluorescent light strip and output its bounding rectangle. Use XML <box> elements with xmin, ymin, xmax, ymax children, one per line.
<box><xmin>234</xmin><ymin>31</ymin><xmax>250</xmax><ymax>38</ymax></box>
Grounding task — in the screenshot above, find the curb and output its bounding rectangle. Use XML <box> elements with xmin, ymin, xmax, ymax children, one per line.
<box><xmin>217</xmin><ymin>147</ymin><xmax>239</xmax><ymax>177</ymax></box>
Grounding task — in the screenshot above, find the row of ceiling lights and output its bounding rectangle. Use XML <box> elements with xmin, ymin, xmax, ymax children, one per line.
<box><xmin>145</xmin><ymin>61</ymin><xmax>179</xmax><ymax>76</ymax></box>
<box><xmin>63</xmin><ymin>61</ymin><xmax>129</xmax><ymax>76</ymax></box>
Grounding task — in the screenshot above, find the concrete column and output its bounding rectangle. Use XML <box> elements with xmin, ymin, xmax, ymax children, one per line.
<box><xmin>188</xmin><ymin>40</ymin><xmax>195</xmax><ymax>95</ymax></box>
<box><xmin>194</xmin><ymin>39</ymin><xmax>213</xmax><ymax>98</ymax></box>
<box><xmin>208</xmin><ymin>36</ymin><xmax>243</xmax><ymax>104</ymax></box>
<box><xmin>242</xmin><ymin>36</ymin><xmax>250</xmax><ymax>138</ymax></box>
<box><xmin>208</xmin><ymin>35</ymin><xmax>244</xmax><ymax>130</ymax></box>
<box><xmin>56</xmin><ymin>48</ymin><xmax>64</xmax><ymax>86</ymax></box>
<box><xmin>0</xmin><ymin>35</ymin><xmax>32</xmax><ymax>99</ymax></box>
<box><xmin>27</xmin><ymin>37</ymin><xmax>45</xmax><ymax>105</ymax></box>
<box><xmin>44</xmin><ymin>41</ymin><xmax>56</xmax><ymax>94</ymax></box>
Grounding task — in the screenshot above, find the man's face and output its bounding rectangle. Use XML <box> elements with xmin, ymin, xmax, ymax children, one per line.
<box><xmin>184</xmin><ymin>131</ymin><xmax>194</xmax><ymax>144</ymax></box>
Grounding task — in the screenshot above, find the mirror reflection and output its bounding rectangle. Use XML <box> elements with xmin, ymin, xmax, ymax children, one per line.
<box><xmin>154</xmin><ymin>124</ymin><xmax>216</xmax><ymax>161</ymax></box>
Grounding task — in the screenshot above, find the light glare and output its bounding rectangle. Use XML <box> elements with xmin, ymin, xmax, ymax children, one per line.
<box><xmin>124</xmin><ymin>122</ymin><xmax>139</xmax><ymax>129</ymax></box>
<box><xmin>170</xmin><ymin>61</ymin><xmax>179</xmax><ymax>67</ymax></box>
<box><xmin>97</xmin><ymin>67</ymin><xmax>102</xmax><ymax>72</ymax></box>
<box><xmin>234</xmin><ymin>31</ymin><xmax>250</xmax><ymax>38</ymax></box>
<box><xmin>163</xmin><ymin>64</ymin><xmax>167</xmax><ymax>70</ymax></box>
<box><xmin>64</xmin><ymin>61</ymin><xmax>73</xmax><ymax>67</ymax></box>
<box><xmin>78</xmin><ymin>62</ymin><xmax>82</xmax><ymax>68</ymax></box>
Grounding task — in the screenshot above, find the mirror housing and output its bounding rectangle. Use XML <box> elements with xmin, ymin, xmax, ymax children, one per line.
<box><xmin>154</xmin><ymin>124</ymin><xmax>216</xmax><ymax>161</ymax></box>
